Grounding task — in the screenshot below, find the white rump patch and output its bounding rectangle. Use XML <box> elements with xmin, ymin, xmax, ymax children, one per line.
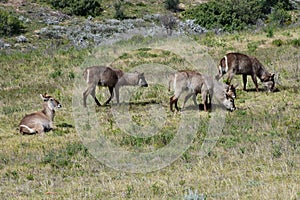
<box><xmin>86</xmin><ymin>69</ymin><xmax>90</xmax><ymax>83</ymax></box>
<box><xmin>224</xmin><ymin>55</ymin><xmax>228</xmax><ymax>72</ymax></box>
<box><xmin>20</xmin><ymin>125</ymin><xmax>35</xmax><ymax>133</ymax></box>
<box><xmin>173</xmin><ymin>74</ymin><xmax>178</xmax><ymax>91</ymax></box>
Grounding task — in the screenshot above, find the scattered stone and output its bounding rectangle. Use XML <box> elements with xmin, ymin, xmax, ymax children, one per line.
<box><xmin>0</xmin><ymin>39</ymin><xmax>11</xmax><ymax>49</ymax></box>
<box><xmin>18</xmin><ymin>15</ymin><xmax>31</xmax><ymax>23</ymax></box>
<box><xmin>2</xmin><ymin>4</ymin><xmax>208</xmax><ymax>50</ymax></box>
<box><xmin>87</xmin><ymin>15</ymin><xmax>93</xmax><ymax>21</ymax></box>
<box><xmin>179</xmin><ymin>19</ymin><xmax>207</xmax><ymax>34</ymax></box>
<box><xmin>16</xmin><ymin>35</ymin><xmax>28</xmax><ymax>43</ymax></box>
<box><xmin>178</xmin><ymin>3</ymin><xmax>186</xmax><ymax>10</ymax></box>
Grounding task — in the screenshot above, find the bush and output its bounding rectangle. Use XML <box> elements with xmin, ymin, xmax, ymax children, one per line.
<box><xmin>268</xmin><ymin>4</ymin><xmax>292</xmax><ymax>26</ymax></box>
<box><xmin>165</xmin><ymin>0</ymin><xmax>180</xmax><ymax>12</ymax></box>
<box><xmin>272</xmin><ymin>39</ymin><xmax>284</xmax><ymax>46</ymax></box>
<box><xmin>40</xmin><ymin>0</ymin><xmax>103</xmax><ymax>16</ymax></box>
<box><xmin>160</xmin><ymin>14</ymin><xmax>177</xmax><ymax>35</ymax></box>
<box><xmin>247</xmin><ymin>41</ymin><xmax>259</xmax><ymax>52</ymax></box>
<box><xmin>265</xmin><ymin>25</ymin><xmax>274</xmax><ymax>38</ymax></box>
<box><xmin>288</xmin><ymin>38</ymin><xmax>300</xmax><ymax>47</ymax></box>
<box><xmin>182</xmin><ymin>0</ymin><xmax>294</xmax><ymax>32</ymax></box>
<box><xmin>0</xmin><ymin>9</ymin><xmax>25</xmax><ymax>36</ymax></box>
<box><xmin>114</xmin><ymin>0</ymin><xmax>125</xmax><ymax>20</ymax></box>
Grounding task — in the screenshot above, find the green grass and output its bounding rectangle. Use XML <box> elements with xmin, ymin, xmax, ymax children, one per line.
<box><xmin>0</xmin><ymin>1</ymin><xmax>300</xmax><ymax>199</ymax></box>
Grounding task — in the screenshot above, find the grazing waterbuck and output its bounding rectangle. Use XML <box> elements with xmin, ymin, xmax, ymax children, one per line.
<box><xmin>170</xmin><ymin>70</ymin><xmax>236</xmax><ymax>112</ymax></box>
<box><xmin>83</xmin><ymin>66</ymin><xmax>148</xmax><ymax>107</ymax></box>
<box><xmin>216</xmin><ymin>52</ymin><xmax>275</xmax><ymax>92</ymax></box>
<box><xmin>19</xmin><ymin>94</ymin><xmax>62</xmax><ymax>134</ymax></box>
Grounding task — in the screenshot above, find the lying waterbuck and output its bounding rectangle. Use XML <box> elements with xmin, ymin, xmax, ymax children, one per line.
<box><xmin>216</xmin><ymin>52</ymin><xmax>275</xmax><ymax>92</ymax></box>
<box><xmin>83</xmin><ymin>66</ymin><xmax>148</xmax><ymax>107</ymax></box>
<box><xmin>19</xmin><ymin>93</ymin><xmax>62</xmax><ymax>134</ymax></box>
<box><xmin>170</xmin><ymin>70</ymin><xmax>236</xmax><ymax>112</ymax></box>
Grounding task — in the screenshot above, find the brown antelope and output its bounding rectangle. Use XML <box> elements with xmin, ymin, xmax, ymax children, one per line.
<box><xmin>83</xmin><ymin>66</ymin><xmax>148</xmax><ymax>107</ymax></box>
<box><xmin>216</xmin><ymin>52</ymin><xmax>275</xmax><ymax>92</ymax></box>
<box><xmin>19</xmin><ymin>94</ymin><xmax>61</xmax><ymax>134</ymax></box>
<box><xmin>170</xmin><ymin>70</ymin><xmax>236</xmax><ymax>112</ymax></box>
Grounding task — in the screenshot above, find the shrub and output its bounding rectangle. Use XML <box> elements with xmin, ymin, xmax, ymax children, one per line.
<box><xmin>272</xmin><ymin>39</ymin><xmax>284</xmax><ymax>46</ymax></box>
<box><xmin>247</xmin><ymin>41</ymin><xmax>259</xmax><ymax>52</ymax></box>
<box><xmin>0</xmin><ymin>9</ymin><xmax>25</xmax><ymax>36</ymax></box>
<box><xmin>165</xmin><ymin>0</ymin><xmax>180</xmax><ymax>12</ymax></box>
<box><xmin>182</xmin><ymin>0</ymin><xmax>294</xmax><ymax>32</ymax></box>
<box><xmin>268</xmin><ymin>3</ymin><xmax>292</xmax><ymax>26</ymax></box>
<box><xmin>114</xmin><ymin>0</ymin><xmax>125</xmax><ymax>20</ymax></box>
<box><xmin>288</xmin><ymin>38</ymin><xmax>300</xmax><ymax>47</ymax></box>
<box><xmin>40</xmin><ymin>0</ymin><xmax>103</xmax><ymax>16</ymax></box>
<box><xmin>265</xmin><ymin>26</ymin><xmax>274</xmax><ymax>38</ymax></box>
<box><xmin>160</xmin><ymin>14</ymin><xmax>177</xmax><ymax>35</ymax></box>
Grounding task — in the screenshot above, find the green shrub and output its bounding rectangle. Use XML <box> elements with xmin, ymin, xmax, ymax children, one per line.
<box><xmin>272</xmin><ymin>39</ymin><xmax>284</xmax><ymax>46</ymax></box>
<box><xmin>288</xmin><ymin>38</ymin><xmax>300</xmax><ymax>47</ymax></box>
<box><xmin>247</xmin><ymin>41</ymin><xmax>258</xmax><ymax>52</ymax></box>
<box><xmin>264</xmin><ymin>25</ymin><xmax>276</xmax><ymax>38</ymax></box>
<box><xmin>165</xmin><ymin>0</ymin><xmax>180</xmax><ymax>12</ymax></box>
<box><xmin>114</xmin><ymin>0</ymin><xmax>125</xmax><ymax>20</ymax></box>
<box><xmin>40</xmin><ymin>0</ymin><xmax>103</xmax><ymax>16</ymax></box>
<box><xmin>268</xmin><ymin>4</ymin><xmax>292</xmax><ymax>26</ymax></box>
<box><xmin>0</xmin><ymin>9</ymin><xmax>25</xmax><ymax>36</ymax></box>
<box><xmin>182</xmin><ymin>0</ymin><xmax>294</xmax><ymax>32</ymax></box>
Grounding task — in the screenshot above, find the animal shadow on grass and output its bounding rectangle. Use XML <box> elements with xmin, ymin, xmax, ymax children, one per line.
<box><xmin>245</xmin><ymin>87</ymin><xmax>280</xmax><ymax>93</ymax></box>
<box><xmin>179</xmin><ymin>103</ymin><xmax>211</xmax><ymax>112</ymax></box>
<box><xmin>57</xmin><ymin>123</ymin><xmax>74</xmax><ymax>128</ymax></box>
<box><xmin>100</xmin><ymin>99</ymin><xmax>161</xmax><ymax>107</ymax></box>
<box><xmin>184</xmin><ymin>103</ymin><xmax>233</xmax><ymax>112</ymax></box>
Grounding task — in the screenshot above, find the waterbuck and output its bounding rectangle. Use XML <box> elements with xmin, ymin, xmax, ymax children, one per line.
<box><xmin>170</xmin><ymin>70</ymin><xmax>236</xmax><ymax>112</ymax></box>
<box><xmin>83</xmin><ymin>66</ymin><xmax>148</xmax><ymax>107</ymax></box>
<box><xmin>216</xmin><ymin>52</ymin><xmax>275</xmax><ymax>92</ymax></box>
<box><xmin>19</xmin><ymin>94</ymin><xmax>62</xmax><ymax>134</ymax></box>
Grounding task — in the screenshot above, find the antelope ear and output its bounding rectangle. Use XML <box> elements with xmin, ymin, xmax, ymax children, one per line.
<box><xmin>224</xmin><ymin>92</ymin><xmax>229</xmax><ymax>99</ymax></box>
<box><xmin>271</xmin><ymin>73</ymin><xmax>275</xmax><ymax>79</ymax></box>
<box><xmin>40</xmin><ymin>93</ymin><xmax>49</xmax><ymax>101</ymax></box>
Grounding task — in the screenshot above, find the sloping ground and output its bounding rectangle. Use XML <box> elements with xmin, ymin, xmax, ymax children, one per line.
<box><xmin>0</xmin><ymin>1</ymin><xmax>299</xmax><ymax>199</ymax></box>
<box><xmin>0</xmin><ymin>0</ymin><xmax>208</xmax><ymax>50</ymax></box>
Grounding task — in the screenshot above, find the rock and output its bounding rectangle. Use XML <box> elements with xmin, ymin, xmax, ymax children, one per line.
<box><xmin>38</xmin><ymin>27</ymin><xmax>64</xmax><ymax>39</ymax></box>
<box><xmin>16</xmin><ymin>35</ymin><xmax>28</xmax><ymax>43</ymax></box>
<box><xmin>178</xmin><ymin>3</ymin><xmax>186</xmax><ymax>10</ymax></box>
<box><xmin>179</xmin><ymin>20</ymin><xmax>207</xmax><ymax>34</ymax></box>
<box><xmin>0</xmin><ymin>39</ymin><xmax>11</xmax><ymax>49</ymax></box>
<box><xmin>87</xmin><ymin>15</ymin><xmax>93</xmax><ymax>21</ymax></box>
<box><xmin>18</xmin><ymin>15</ymin><xmax>31</xmax><ymax>23</ymax></box>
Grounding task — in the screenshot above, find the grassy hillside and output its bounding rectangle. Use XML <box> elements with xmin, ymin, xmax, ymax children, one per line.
<box><xmin>1</xmin><ymin>1</ymin><xmax>300</xmax><ymax>199</ymax></box>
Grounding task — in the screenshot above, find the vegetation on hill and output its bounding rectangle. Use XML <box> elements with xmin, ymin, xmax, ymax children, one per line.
<box><xmin>0</xmin><ymin>0</ymin><xmax>299</xmax><ymax>199</ymax></box>
<box><xmin>182</xmin><ymin>0</ymin><xmax>295</xmax><ymax>32</ymax></box>
<box><xmin>0</xmin><ymin>8</ymin><xmax>25</xmax><ymax>36</ymax></box>
<box><xmin>33</xmin><ymin>0</ymin><xmax>103</xmax><ymax>16</ymax></box>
